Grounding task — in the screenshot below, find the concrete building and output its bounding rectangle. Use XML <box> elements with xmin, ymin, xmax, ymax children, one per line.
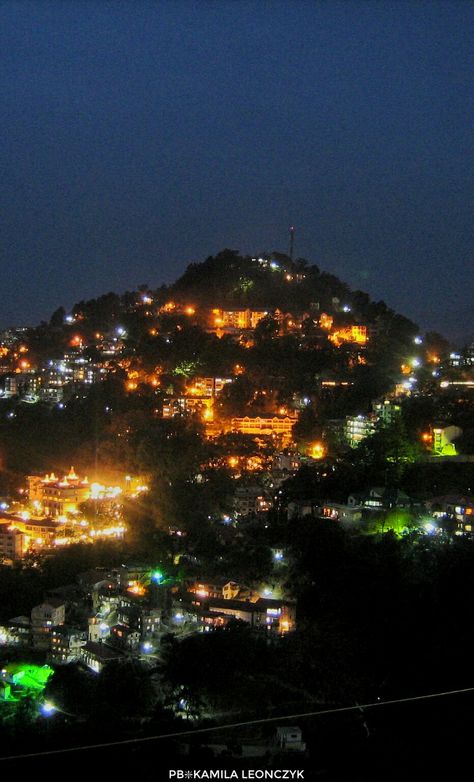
<box><xmin>211</xmin><ymin>308</ymin><xmax>269</xmax><ymax>331</ymax></box>
<box><xmin>234</xmin><ymin>486</ymin><xmax>271</xmax><ymax>516</ymax></box>
<box><xmin>0</xmin><ymin>524</ymin><xmax>27</xmax><ymax>560</ymax></box>
<box><xmin>50</xmin><ymin>627</ymin><xmax>87</xmax><ymax>663</ymax></box>
<box><xmin>231</xmin><ymin>415</ymin><xmax>297</xmax><ymax>444</ymax></box>
<box><xmin>81</xmin><ymin>641</ymin><xmax>126</xmax><ymax>673</ymax></box>
<box><xmin>345</xmin><ymin>415</ymin><xmax>376</xmax><ymax>448</ymax></box>
<box><xmin>31</xmin><ymin>599</ymin><xmax>66</xmax><ymax>649</ymax></box>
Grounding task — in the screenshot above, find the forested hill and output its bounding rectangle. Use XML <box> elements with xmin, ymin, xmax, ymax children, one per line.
<box><xmin>167</xmin><ymin>248</ymin><xmax>417</xmax><ymax>329</ymax></box>
<box><xmin>57</xmin><ymin>248</ymin><xmax>422</xmax><ymax>344</ymax></box>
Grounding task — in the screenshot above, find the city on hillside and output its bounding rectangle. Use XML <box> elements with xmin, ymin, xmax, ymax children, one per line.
<box><xmin>1</xmin><ymin>249</ymin><xmax>474</xmax><ymax>769</ymax></box>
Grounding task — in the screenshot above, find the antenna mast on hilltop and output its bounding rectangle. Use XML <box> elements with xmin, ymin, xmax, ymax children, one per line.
<box><xmin>289</xmin><ymin>225</ymin><xmax>295</xmax><ymax>261</ymax></box>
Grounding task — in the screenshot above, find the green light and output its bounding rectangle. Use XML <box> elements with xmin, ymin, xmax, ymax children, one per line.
<box><xmin>9</xmin><ymin>663</ymin><xmax>53</xmax><ymax>691</ymax></box>
<box><xmin>151</xmin><ymin>569</ymin><xmax>164</xmax><ymax>584</ymax></box>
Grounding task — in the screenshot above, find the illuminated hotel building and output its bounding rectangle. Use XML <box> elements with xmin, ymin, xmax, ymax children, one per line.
<box><xmin>231</xmin><ymin>415</ymin><xmax>297</xmax><ymax>444</ymax></box>
<box><xmin>28</xmin><ymin>467</ymin><xmax>90</xmax><ymax>516</ymax></box>
<box><xmin>211</xmin><ymin>308</ymin><xmax>269</xmax><ymax>330</ymax></box>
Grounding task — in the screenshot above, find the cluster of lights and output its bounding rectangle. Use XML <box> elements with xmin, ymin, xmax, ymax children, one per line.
<box><xmin>310</xmin><ymin>442</ymin><xmax>326</xmax><ymax>460</ymax></box>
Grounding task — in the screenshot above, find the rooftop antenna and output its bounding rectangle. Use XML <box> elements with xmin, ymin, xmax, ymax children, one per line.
<box><xmin>289</xmin><ymin>225</ymin><xmax>295</xmax><ymax>262</ymax></box>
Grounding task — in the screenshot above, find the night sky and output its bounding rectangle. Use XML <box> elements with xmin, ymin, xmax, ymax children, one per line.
<box><xmin>2</xmin><ymin>1</ymin><xmax>473</xmax><ymax>341</ymax></box>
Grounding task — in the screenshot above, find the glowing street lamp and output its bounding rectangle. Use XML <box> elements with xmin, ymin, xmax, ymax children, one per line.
<box><xmin>41</xmin><ymin>701</ymin><xmax>57</xmax><ymax>716</ymax></box>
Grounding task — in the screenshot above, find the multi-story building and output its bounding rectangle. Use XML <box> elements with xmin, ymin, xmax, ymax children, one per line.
<box><xmin>197</xmin><ymin>597</ymin><xmax>296</xmax><ymax>635</ymax></box>
<box><xmin>185</xmin><ymin>377</ymin><xmax>233</xmax><ymax>398</ymax></box>
<box><xmin>1</xmin><ymin>372</ymin><xmax>41</xmax><ymax>399</ymax></box>
<box><xmin>374</xmin><ymin>400</ymin><xmax>401</xmax><ymax>426</ymax></box>
<box><xmin>345</xmin><ymin>415</ymin><xmax>376</xmax><ymax>448</ymax></box>
<box><xmin>41</xmin><ymin>356</ymin><xmax>101</xmax><ymax>393</ymax></box>
<box><xmin>211</xmin><ymin>308</ymin><xmax>269</xmax><ymax>331</ymax></box>
<box><xmin>0</xmin><ymin>524</ymin><xmax>27</xmax><ymax>560</ymax></box>
<box><xmin>234</xmin><ymin>486</ymin><xmax>272</xmax><ymax>516</ymax></box>
<box><xmin>231</xmin><ymin>415</ymin><xmax>297</xmax><ymax>444</ymax></box>
<box><xmin>31</xmin><ymin>599</ymin><xmax>66</xmax><ymax>649</ymax></box>
<box><xmin>28</xmin><ymin>468</ymin><xmax>90</xmax><ymax>516</ymax></box>
<box><xmin>162</xmin><ymin>396</ymin><xmax>213</xmax><ymax>419</ymax></box>
<box><xmin>345</xmin><ymin>401</ymin><xmax>401</xmax><ymax>448</ymax></box>
<box><xmin>330</xmin><ymin>325</ymin><xmax>368</xmax><ymax>346</ymax></box>
<box><xmin>430</xmin><ymin>425</ymin><xmax>463</xmax><ymax>456</ymax></box>
<box><xmin>81</xmin><ymin>641</ymin><xmax>126</xmax><ymax>673</ymax></box>
<box><xmin>50</xmin><ymin>627</ymin><xmax>87</xmax><ymax>663</ymax></box>
<box><xmin>0</xmin><ymin>514</ymin><xmax>60</xmax><ymax>549</ymax></box>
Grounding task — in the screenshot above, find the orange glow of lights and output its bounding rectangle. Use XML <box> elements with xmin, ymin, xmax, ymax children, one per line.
<box><xmin>185</xmin><ymin>306</ymin><xmax>196</xmax><ymax>315</ymax></box>
<box><xmin>18</xmin><ymin>345</ymin><xmax>28</xmax><ymax>353</ymax></box>
<box><xmin>202</xmin><ymin>408</ymin><xmax>214</xmax><ymax>422</ymax></box>
<box><xmin>310</xmin><ymin>442</ymin><xmax>326</xmax><ymax>460</ymax></box>
<box><xmin>228</xmin><ymin>456</ymin><xmax>239</xmax><ymax>468</ymax></box>
<box><xmin>126</xmin><ymin>381</ymin><xmax>138</xmax><ymax>391</ymax></box>
<box><xmin>319</xmin><ymin>313</ymin><xmax>333</xmax><ymax>330</ymax></box>
<box><xmin>421</xmin><ymin>433</ymin><xmax>432</xmax><ymax>442</ymax></box>
<box><xmin>128</xmin><ymin>584</ymin><xmax>146</xmax><ymax>596</ymax></box>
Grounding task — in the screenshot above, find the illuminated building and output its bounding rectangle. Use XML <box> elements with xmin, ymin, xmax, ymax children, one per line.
<box><xmin>271</xmin><ymin>451</ymin><xmax>301</xmax><ymax>472</ymax></box>
<box><xmin>426</xmin><ymin>495</ymin><xmax>474</xmax><ymax>533</ymax></box>
<box><xmin>432</xmin><ymin>425</ymin><xmax>462</xmax><ymax>456</ymax></box>
<box><xmin>211</xmin><ymin>308</ymin><xmax>269</xmax><ymax>331</ymax></box>
<box><xmin>162</xmin><ymin>396</ymin><xmax>214</xmax><ymax>419</ymax></box>
<box><xmin>231</xmin><ymin>415</ymin><xmax>297</xmax><ymax>443</ymax></box>
<box><xmin>0</xmin><ymin>514</ymin><xmax>59</xmax><ymax>549</ymax></box>
<box><xmin>330</xmin><ymin>325</ymin><xmax>368</xmax><ymax>346</ymax></box>
<box><xmin>345</xmin><ymin>415</ymin><xmax>376</xmax><ymax>448</ymax></box>
<box><xmin>373</xmin><ymin>400</ymin><xmax>401</xmax><ymax>425</ymax></box>
<box><xmin>109</xmin><ymin>624</ymin><xmax>141</xmax><ymax>651</ymax></box>
<box><xmin>345</xmin><ymin>401</ymin><xmax>401</xmax><ymax>448</ymax></box>
<box><xmin>2</xmin><ymin>372</ymin><xmax>41</xmax><ymax>399</ymax></box>
<box><xmin>185</xmin><ymin>376</ymin><xmax>233</xmax><ymax>398</ymax></box>
<box><xmin>31</xmin><ymin>600</ymin><xmax>65</xmax><ymax>627</ymax></box>
<box><xmin>0</xmin><ymin>524</ymin><xmax>27</xmax><ymax>560</ymax></box>
<box><xmin>28</xmin><ymin>468</ymin><xmax>90</xmax><ymax>516</ymax></box>
<box><xmin>322</xmin><ymin>503</ymin><xmax>363</xmax><ymax>523</ymax></box>
<box><xmin>31</xmin><ymin>599</ymin><xmax>66</xmax><ymax>649</ymax></box>
<box><xmin>196</xmin><ymin>596</ymin><xmax>296</xmax><ymax>635</ymax></box>
<box><xmin>50</xmin><ymin>628</ymin><xmax>87</xmax><ymax>663</ymax></box>
<box><xmin>81</xmin><ymin>641</ymin><xmax>125</xmax><ymax>673</ymax></box>
<box><xmin>234</xmin><ymin>486</ymin><xmax>272</xmax><ymax>516</ymax></box>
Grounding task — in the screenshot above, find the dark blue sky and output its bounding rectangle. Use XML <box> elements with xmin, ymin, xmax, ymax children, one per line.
<box><xmin>2</xmin><ymin>1</ymin><xmax>473</xmax><ymax>340</ymax></box>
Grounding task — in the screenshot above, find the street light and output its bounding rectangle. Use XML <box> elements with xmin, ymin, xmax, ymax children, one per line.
<box><xmin>41</xmin><ymin>701</ymin><xmax>57</xmax><ymax>716</ymax></box>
